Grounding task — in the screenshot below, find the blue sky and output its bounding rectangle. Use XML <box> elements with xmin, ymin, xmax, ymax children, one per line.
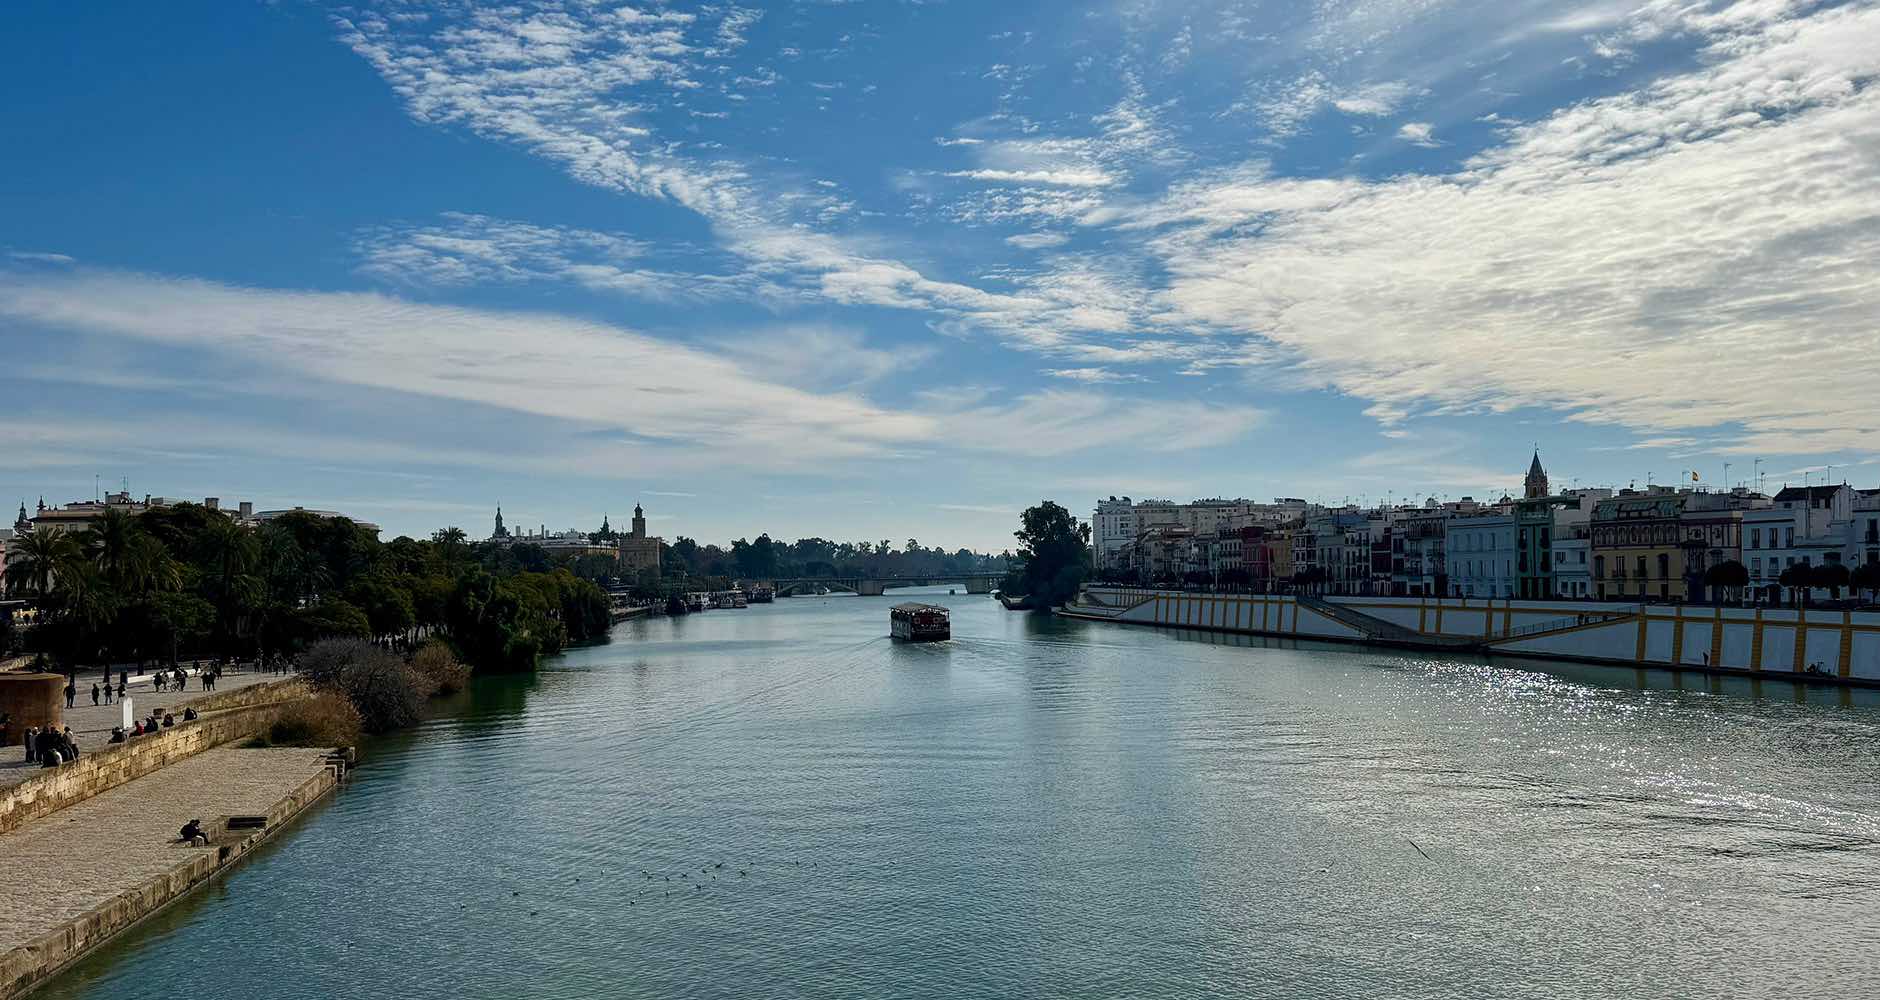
<box><xmin>3</xmin><ymin>0</ymin><xmax>1876</xmax><ymax>550</ymax></box>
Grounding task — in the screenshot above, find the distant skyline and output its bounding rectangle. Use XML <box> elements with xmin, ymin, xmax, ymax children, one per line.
<box><xmin>4</xmin><ymin>1</ymin><xmax>1876</xmax><ymax>551</ymax></box>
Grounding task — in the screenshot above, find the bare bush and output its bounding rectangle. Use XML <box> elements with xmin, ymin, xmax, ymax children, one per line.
<box><xmin>296</xmin><ymin>637</ymin><xmax>425</xmax><ymax>734</ymax></box>
<box><xmin>263</xmin><ymin>691</ymin><xmax>362</xmax><ymax>747</ymax></box>
<box><xmin>409</xmin><ymin>641</ymin><xmax>470</xmax><ymax>696</ymax></box>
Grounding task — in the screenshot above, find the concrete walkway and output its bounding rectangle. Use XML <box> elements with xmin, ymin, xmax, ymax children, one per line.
<box><xmin>0</xmin><ymin>746</ymin><xmax>332</xmax><ymax>954</ymax></box>
<box><xmin>0</xmin><ymin>671</ymin><xmax>290</xmax><ymax>790</ymax></box>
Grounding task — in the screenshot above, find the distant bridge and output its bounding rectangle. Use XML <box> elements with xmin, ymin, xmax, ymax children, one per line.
<box><xmin>765</xmin><ymin>574</ymin><xmax>998</xmax><ymax>597</ymax></box>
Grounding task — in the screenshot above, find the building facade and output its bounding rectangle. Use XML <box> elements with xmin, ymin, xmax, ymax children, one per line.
<box><xmin>1448</xmin><ymin>513</ymin><xmax>1516</xmax><ymax>598</ymax></box>
<box><xmin>1092</xmin><ymin>497</ymin><xmax>1137</xmax><ymax>572</ymax></box>
<box><xmin>1592</xmin><ymin>491</ymin><xmax>1689</xmax><ymax>601</ymax></box>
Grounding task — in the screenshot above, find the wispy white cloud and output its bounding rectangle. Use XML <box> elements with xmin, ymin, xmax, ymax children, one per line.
<box><xmin>945</xmin><ymin>168</ymin><xmax>1116</xmax><ymax>188</ymax></box>
<box><xmin>7</xmin><ymin>251</ymin><xmax>74</xmax><ymax>265</ymax></box>
<box><xmin>1004</xmin><ymin>232</ymin><xmax>1070</xmax><ymax>250</ymax></box>
<box><xmin>1138</xmin><ymin>1</ymin><xmax>1880</xmax><ymax>456</ymax></box>
<box><xmin>0</xmin><ymin>268</ymin><xmax>1254</xmax><ymax>470</ymax></box>
<box><xmin>1040</xmin><ymin>367</ymin><xmax>1148</xmax><ymax>384</ymax></box>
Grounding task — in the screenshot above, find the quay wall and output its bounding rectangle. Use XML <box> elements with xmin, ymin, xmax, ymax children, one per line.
<box><xmin>0</xmin><ymin>679</ymin><xmax>308</xmax><ymax>836</ymax></box>
<box><xmin>1079</xmin><ymin>589</ymin><xmax>1880</xmax><ymax>683</ymax></box>
<box><xmin>1090</xmin><ymin>590</ymin><xmax>1366</xmax><ymax>642</ymax></box>
<box><xmin>0</xmin><ymin>759</ymin><xmax>342</xmax><ymax>1000</ymax></box>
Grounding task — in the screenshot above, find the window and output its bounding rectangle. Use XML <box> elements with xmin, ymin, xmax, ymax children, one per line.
<box><xmin>1637</xmin><ymin>556</ymin><xmax>1648</xmax><ymax>579</ymax></box>
<box><xmin>1786</xmin><ymin>527</ymin><xmax>1795</xmax><ymax>547</ymax></box>
<box><xmin>1594</xmin><ymin>556</ymin><xmax>1605</xmax><ymax>579</ymax></box>
<box><xmin>1657</xmin><ymin>553</ymin><xmax>1670</xmax><ymax>581</ymax></box>
<box><xmin>1750</xmin><ymin>528</ymin><xmax>1760</xmax><ymax>549</ymax></box>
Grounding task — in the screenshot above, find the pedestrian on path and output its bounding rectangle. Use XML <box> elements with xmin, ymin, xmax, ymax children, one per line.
<box><xmin>65</xmin><ymin>680</ymin><xmax>76</xmax><ymax>708</ymax></box>
<box><xmin>116</xmin><ymin>677</ymin><xmax>127</xmax><ymax>701</ymax></box>
<box><xmin>91</xmin><ymin>683</ymin><xmax>100</xmax><ymax>706</ymax></box>
<box><xmin>22</xmin><ymin>726</ymin><xmax>36</xmax><ymax>764</ymax></box>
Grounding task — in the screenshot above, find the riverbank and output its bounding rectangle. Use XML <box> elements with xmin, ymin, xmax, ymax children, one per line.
<box><xmin>0</xmin><ymin>745</ymin><xmax>344</xmax><ymax>999</ymax></box>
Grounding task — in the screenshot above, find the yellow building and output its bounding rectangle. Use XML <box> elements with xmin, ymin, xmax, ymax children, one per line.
<box><xmin>1592</xmin><ymin>492</ymin><xmax>1688</xmax><ymax>602</ymax></box>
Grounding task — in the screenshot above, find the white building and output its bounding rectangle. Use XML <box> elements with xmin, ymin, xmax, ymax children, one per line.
<box><xmin>1448</xmin><ymin>513</ymin><xmax>1516</xmax><ymax>598</ymax></box>
<box><xmin>1092</xmin><ymin>497</ymin><xmax>1137</xmax><ymax>572</ymax></box>
<box><xmin>1851</xmin><ymin>489</ymin><xmax>1880</xmax><ymax>571</ymax></box>
<box><xmin>1549</xmin><ymin>489</ymin><xmax>1610</xmax><ymax>599</ymax></box>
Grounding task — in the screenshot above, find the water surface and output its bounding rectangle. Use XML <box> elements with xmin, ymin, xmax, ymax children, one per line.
<box><xmin>41</xmin><ymin>590</ymin><xmax>1880</xmax><ymax>999</ymax></box>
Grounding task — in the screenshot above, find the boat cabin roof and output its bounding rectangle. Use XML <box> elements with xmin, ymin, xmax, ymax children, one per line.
<box><xmin>891</xmin><ymin>602</ymin><xmax>949</xmax><ymax>614</ymax></box>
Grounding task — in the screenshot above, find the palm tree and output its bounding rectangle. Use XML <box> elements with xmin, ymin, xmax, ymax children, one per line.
<box><xmin>197</xmin><ymin>517</ymin><xmax>258</xmax><ymax>656</ymax></box>
<box><xmin>5</xmin><ymin>528</ymin><xmax>84</xmax><ymax>600</ymax></box>
<box><xmin>432</xmin><ymin>526</ymin><xmax>469</xmax><ymax>571</ymax></box>
<box><xmin>58</xmin><ymin>564</ymin><xmax>118</xmax><ymax>671</ymax></box>
<box><xmin>83</xmin><ymin>508</ymin><xmax>142</xmax><ymax>589</ymax></box>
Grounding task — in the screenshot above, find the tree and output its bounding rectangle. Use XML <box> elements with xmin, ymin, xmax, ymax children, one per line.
<box><xmin>5</xmin><ymin>528</ymin><xmax>82</xmax><ymax>599</ymax></box>
<box><xmin>1007</xmin><ymin>501</ymin><xmax>1091</xmax><ymax>612</ymax></box>
<box><xmin>1811</xmin><ymin>563</ymin><xmax>1851</xmax><ymax>601</ymax></box>
<box><xmin>197</xmin><ymin>517</ymin><xmax>258</xmax><ymax>655</ymax></box>
<box><xmin>1778</xmin><ymin>563</ymin><xmax>1812</xmax><ymax>606</ymax></box>
<box><xmin>1703</xmin><ymin>560</ymin><xmax>1749</xmax><ymax>604</ymax></box>
<box><xmin>1853</xmin><ymin>561</ymin><xmax>1880</xmax><ymax>604</ymax></box>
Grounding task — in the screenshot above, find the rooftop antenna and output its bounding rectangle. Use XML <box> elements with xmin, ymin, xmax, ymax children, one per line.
<box><xmin>94</xmin><ymin>473</ymin><xmax>100</xmax><ymax>501</ymax></box>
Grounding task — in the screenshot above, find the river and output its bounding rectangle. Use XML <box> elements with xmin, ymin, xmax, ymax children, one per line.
<box><xmin>37</xmin><ymin>589</ymin><xmax>1880</xmax><ymax>999</ymax></box>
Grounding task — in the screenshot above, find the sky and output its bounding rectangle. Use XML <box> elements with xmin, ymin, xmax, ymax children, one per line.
<box><xmin>2</xmin><ymin>0</ymin><xmax>1876</xmax><ymax>551</ymax></box>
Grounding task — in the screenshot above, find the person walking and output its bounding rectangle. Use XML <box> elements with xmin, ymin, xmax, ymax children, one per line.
<box><xmin>64</xmin><ymin>679</ymin><xmax>76</xmax><ymax>708</ymax></box>
<box><xmin>91</xmin><ymin>683</ymin><xmax>100</xmax><ymax>706</ymax></box>
<box><xmin>21</xmin><ymin>726</ymin><xmax>37</xmax><ymax>765</ymax></box>
<box><xmin>116</xmin><ymin>677</ymin><xmax>127</xmax><ymax>701</ymax></box>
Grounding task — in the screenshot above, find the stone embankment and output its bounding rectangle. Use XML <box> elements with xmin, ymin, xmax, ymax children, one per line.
<box><xmin>1</xmin><ymin>678</ymin><xmax>311</xmax><ymax>827</ymax></box>
<box><xmin>1065</xmin><ymin>587</ymin><xmax>1880</xmax><ymax>684</ymax></box>
<box><xmin>0</xmin><ymin>677</ymin><xmax>347</xmax><ymax>999</ymax></box>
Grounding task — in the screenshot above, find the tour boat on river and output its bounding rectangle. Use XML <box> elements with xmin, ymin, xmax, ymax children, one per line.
<box><xmin>890</xmin><ymin>602</ymin><xmax>951</xmax><ymax>642</ymax></box>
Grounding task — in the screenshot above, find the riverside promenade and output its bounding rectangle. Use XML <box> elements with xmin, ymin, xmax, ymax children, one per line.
<box><xmin>0</xmin><ymin>746</ymin><xmax>339</xmax><ymax>998</ymax></box>
<box><xmin>1</xmin><ymin>670</ymin><xmax>284</xmax><ymax>792</ymax></box>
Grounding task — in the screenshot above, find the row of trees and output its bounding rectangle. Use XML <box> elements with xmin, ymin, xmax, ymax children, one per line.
<box><xmin>4</xmin><ymin>506</ymin><xmax>610</xmax><ymax>675</ymax></box>
<box><xmin>661</xmin><ymin>533</ymin><xmax>1007</xmax><ymax>583</ymax></box>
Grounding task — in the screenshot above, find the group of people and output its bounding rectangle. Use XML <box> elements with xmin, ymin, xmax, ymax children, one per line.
<box><xmin>108</xmin><ymin>707</ymin><xmax>196</xmax><ymax>744</ymax></box>
<box><xmin>61</xmin><ymin>664</ymin><xmax>231</xmax><ymax>711</ymax></box>
<box><xmin>17</xmin><ymin>724</ymin><xmax>82</xmax><ymax>766</ymax></box>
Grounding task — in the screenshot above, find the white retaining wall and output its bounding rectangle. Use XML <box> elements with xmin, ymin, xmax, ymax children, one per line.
<box><xmin>1082</xmin><ymin>589</ymin><xmax>1880</xmax><ymax>680</ymax></box>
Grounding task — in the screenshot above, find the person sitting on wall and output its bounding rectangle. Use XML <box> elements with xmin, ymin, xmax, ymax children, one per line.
<box><xmin>179</xmin><ymin>819</ymin><xmax>207</xmax><ymax>846</ymax></box>
<box><xmin>36</xmin><ymin>729</ymin><xmax>65</xmax><ymax>766</ymax></box>
<box><xmin>61</xmin><ymin>727</ymin><xmax>79</xmax><ymax>761</ymax></box>
<box><xmin>110</xmin><ymin>726</ymin><xmax>127</xmax><ymax>744</ymax></box>
<box><xmin>182</xmin><ymin>707</ymin><xmax>199</xmax><ymax>722</ymax></box>
<box><xmin>162</xmin><ymin>713</ymin><xmax>176</xmax><ymax>728</ymax></box>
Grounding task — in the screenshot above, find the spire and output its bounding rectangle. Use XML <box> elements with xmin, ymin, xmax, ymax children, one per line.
<box><xmin>493</xmin><ymin>505</ymin><xmax>508</xmax><ymax>538</ymax></box>
<box><xmin>1524</xmin><ymin>450</ymin><xmax>1550</xmax><ymax>500</ymax></box>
